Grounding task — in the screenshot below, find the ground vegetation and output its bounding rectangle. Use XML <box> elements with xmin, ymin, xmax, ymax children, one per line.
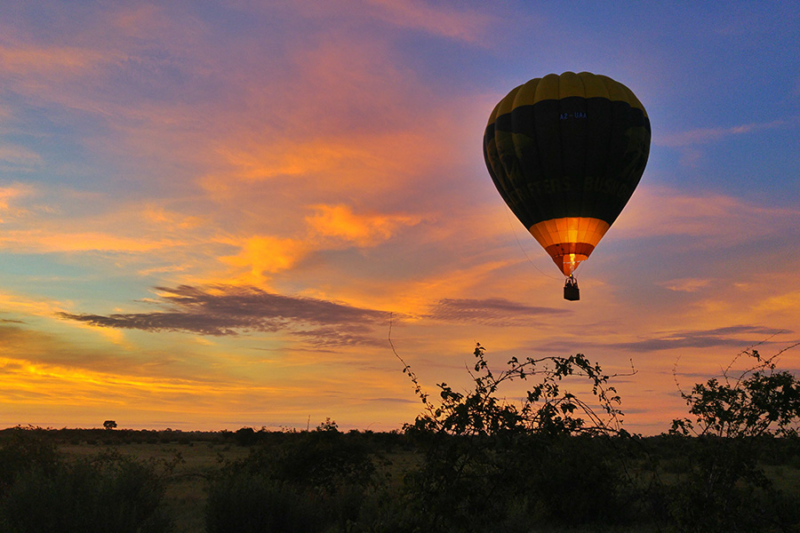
<box><xmin>1</xmin><ymin>343</ymin><xmax>799</xmax><ymax>532</ymax></box>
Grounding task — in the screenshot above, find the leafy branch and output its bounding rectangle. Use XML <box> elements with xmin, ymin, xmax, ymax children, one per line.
<box><xmin>672</xmin><ymin>343</ymin><xmax>800</xmax><ymax>438</ymax></box>
<box><xmin>388</xmin><ymin>313</ymin><xmax>633</xmax><ymax>438</ymax></box>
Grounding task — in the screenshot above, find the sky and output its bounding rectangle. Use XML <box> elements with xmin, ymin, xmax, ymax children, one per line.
<box><xmin>0</xmin><ymin>1</ymin><xmax>798</xmax><ymax>435</ymax></box>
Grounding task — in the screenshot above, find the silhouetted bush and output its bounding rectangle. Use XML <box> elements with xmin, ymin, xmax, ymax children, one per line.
<box><xmin>234</xmin><ymin>427</ymin><xmax>258</xmax><ymax>446</ymax></box>
<box><xmin>663</xmin><ymin>346</ymin><xmax>800</xmax><ymax>532</ymax></box>
<box><xmin>0</xmin><ymin>452</ymin><xmax>172</xmax><ymax>533</ymax></box>
<box><xmin>395</xmin><ymin>343</ymin><xmax>636</xmax><ymax>531</ymax></box>
<box><xmin>206</xmin><ymin>420</ymin><xmax>385</xmax><ymax>532</ymax></box>
<box><xmin>0</xmin><ymin>427</ymin><xmax>61</xmax><ymax>497</ymax></box>
<box><xmin>206</xmin><ymin>472</ymin><xmax>328</xmax><ymax>533</ymax></box>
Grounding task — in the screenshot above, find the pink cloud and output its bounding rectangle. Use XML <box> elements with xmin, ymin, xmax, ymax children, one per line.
<box><xmin>614</xmin><ymin>185</ymin><xmax>800</xmax><ymax>245</ymax></box>
<box><xmin>0</xmin><ymin>146</ymin><xmax>43</xmax><ymax>172</ymax></box>
<box><xmin>0</xmin><ymin>44</ymin><xmax>111</xmax><ymax>74</ymax></box>
<box><xmin>657</xmin><ymin>118</ymin><xmax>791</xmax><ymax>147</ymax></box>
<box><xmin>658</xmin><ymin>278</ymin><xmax>713</xmax><ymax>292</ymax></box>
<box><xmin>287</xmin><ymin>0</ymin><xmax>494</xmax><ymax>44</ymax></box>
<box><xmin>364</xmin><ymin>0</ymin><xmax>493</xmax><ymax>43</ymax></box>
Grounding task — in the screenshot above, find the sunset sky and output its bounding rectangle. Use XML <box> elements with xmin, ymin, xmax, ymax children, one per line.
<box><xmin>1</xmin><ymin>1</ymin><xmax>798</xmax><ymax>435</ymax></box>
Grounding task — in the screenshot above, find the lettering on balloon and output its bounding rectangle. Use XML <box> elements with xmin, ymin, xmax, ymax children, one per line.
<box><xmin>583</xmin><ymin>176</ymin><xmax>632</xmax><ymax>199</ymax></box>
<box><xmin>528</xmin><ymin>177</ymin><xmax>572</xmax><ymax>195</ymax></box>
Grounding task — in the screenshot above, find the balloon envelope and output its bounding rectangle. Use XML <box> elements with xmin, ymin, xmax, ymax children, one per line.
<box><xmin>483</xmin><ymin>72</ymin><xmax>650</xmax><ymax>276</ymax></box>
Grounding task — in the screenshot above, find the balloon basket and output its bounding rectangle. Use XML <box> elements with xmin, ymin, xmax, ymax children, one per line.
<box><xmin>564</xmin><ymin>276</ymin><xmax>580</xmax><ymax>301</ymax></box>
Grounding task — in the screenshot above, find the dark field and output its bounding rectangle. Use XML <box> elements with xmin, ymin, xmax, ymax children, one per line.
<box><xmin>2</xmin><ymin>426</ymin><xmax>800</xmax><ymax>533</ymax></box>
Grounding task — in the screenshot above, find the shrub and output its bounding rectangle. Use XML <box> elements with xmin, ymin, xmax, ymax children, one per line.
<box><xmin>0</xmin><ymin>427</ymin><xmax>61</xmax><ymax>496</ymax></box>
<box><xmin>234</xmin><ymin>427</ymin><xmax>258</xmax><ymax>446</ymax></box>
<box><xmin>206</xmin><ymin>422</ymin><xmax>381</xmax><ymax>532</ymax></box>
<box><xmin>0</xmin><ymin>452</ymin><xmax>172</xmax><ymax>533</ymax></box>
<box><xmin>665</xmin><ymin>345</ymin><xmax>800</xmax><ymax>532</ymax></box>
<box><xmin>206</xmin><ymin>472</ymin><xmax>327</xmax><ymax>533</ymax></box>
<box><xmin>395</xmin><ymin>343</ymin><xmax>635</xmax><ymax>531</ymax></box>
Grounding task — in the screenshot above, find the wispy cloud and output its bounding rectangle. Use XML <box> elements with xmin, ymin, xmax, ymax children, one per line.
<box><xmin>364</xmin><ymin>0</ymin><xmax>493</xmax><ymax>43</ymax></box>
<box><xmin>614</xmin><ymin>185</ymin><xmax>800</xmax><ymax>244</ymax></box>
<box><xmin>607</xmin><ymin>325</ymin><xmax>790</xmax><ymax>352</ymax></box>
<box><xmin>427</xmin><ymin>297</ymin><xmax>569</xmax><ymax>326</ymax></box>
<box><xmin>0</xmin><ymin>230</ymin><xmax>178</xmax><ymax>254</ymax></box>
<box><xmin>288</xmin><ymin>0</ymin><xmax>494</xmax><ymax>44</ymax></box>
<box><xmin>0</xmin><ymin>44</ymin><xmax>112</xmax><ymax>74</ymax></box>
<box><xmin>60</xmin><ymin>285</ymin><xmax>390</xmax><ymax>345</ymax></box>
<box><xmin>658</xmin><ymin>278</ymin><xmax>713</xmax><ymax>293</ymax></box>
<box><xmin>756</xmin><ymin>290</ymin><xmax>800</xmax><ymax>314</ymax></box>
<box><xmin>0</xmin><ymin>183</ymin><xmax>34</xmax><ymax>221</ymax></box>
<box><xmin>656</xmin><ymin>118</ymin><xmax>794</xmax><ymax>147</ymax></box>
<box><xmin>0</xmin><ymin>289</ymin><xmax>70</xmax><ymax>320</ymax></box>
<box><xmin>535</xmin><ymin>325</ymin><xmax>791</xmax><ymax>353</ymax></box>
<box><xmin>0</xmin><ymin>146</ymin><xmax>43</xmax><ymax>172</ymax></box>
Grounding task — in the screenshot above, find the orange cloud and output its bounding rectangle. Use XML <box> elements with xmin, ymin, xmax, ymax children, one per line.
<box><xmin>215</xmin><ymin>139</ymin><xmax>378</xmax><ymax>181</ymax></box>
<box><xmin>0</xmin><ymin>190</ymin><xmax>226</xmax><ymax>279</ymax></box>
<box><xmin>374</xmin><ymin>260</ymin><xmax>520</xmax><ymax>319</ymax></box>
<box><xmin>142</xmin><ymin>205</ymin><xmax>204</xmax><ymax>230</ymax></box>
<box><xmin>0</xmin><ymin>230</ymin><xmax>177</xmax><ymax>254</ymax></box>
<box><xmin>213</xmin><ymin>206</ymin><xmax>421</xmax><ymax>286</ymax></box>
<box><xmin>221</xmin><ymin>236</ymin><xmax>309</xmax><ymax>285</ymax></box>
<box><xmin>306</xmin><ymin>204</ymin><xmax>421</xmax><ymax>247</ymax></box>
<box><xmin>0</xmin><ymin>349</ymin><xmax>416</xmax><ymax>431</ymax></box>
<box><xmin>756</xmin><ymin>290</ymin><xmax>800</xmax><ymax>314</ymax></box>
<box><xmin>0</xmin><ymin>183</ymin><xmax>34</xmax><ymax>221</ymax></box>
<box><xmin>0</xmin><ymin>290</ymin><xmax>68</xmax><ymax>320</ymax></box>
<box><xmin>212</xmin><ymin>129</ymin><xmax>442</xmax><ymax>190</ymax></box>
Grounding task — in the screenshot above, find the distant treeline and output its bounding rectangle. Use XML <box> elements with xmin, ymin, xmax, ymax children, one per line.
<box><xmin>0</xmin><ymin>424</ymin><xmax>408</xmax><ymax>447</ymax></box>
<box><xmin>3</xmin><ymin>424</ymin><xmax>800</xmax><ymax>461</ymax></box>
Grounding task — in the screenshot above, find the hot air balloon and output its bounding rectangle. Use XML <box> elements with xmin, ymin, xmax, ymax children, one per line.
<box><xmin>483</xmin><ymin>72</ymin><xmax>650</xmax><ymax>300</ymax></box>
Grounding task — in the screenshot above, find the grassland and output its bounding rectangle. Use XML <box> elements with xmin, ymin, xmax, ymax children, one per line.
<box><xmin>60</xmin><ymin>438</ymin><xmax>249</xmax><ymax>533</ymax></box>
<box><xmin>2</xmin><ymin>427</ymin><xmax>800</xmax><ymax>532</ymax></box>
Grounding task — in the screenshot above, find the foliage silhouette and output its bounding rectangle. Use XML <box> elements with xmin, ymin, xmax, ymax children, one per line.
<box><xmin>206</xmin><ymin>420</ymin><xmax>382</xmax><ymax>533</ymax></box>
<box><xmin>401</xmin><ymin>343</ymin><xmax>629</xmax><ymax>437</ymax></box>
<box><xmin>0</xmin><ymin>445</ymin><xmax>173</xmax><ymax>533</ymax></box>
<box><xmin>665</xmin><ymin>344</ymin><xmax>800</xmax><ymax>533</ymax></box>
<box><xmin>672</xmin><ymin>345</ymin><xmax>800</xmax><ymax>438</ymax></box>
<box><xmin>395</xmin><ymin>343</ymin><xmax>637</xmax><ymax>531</ymax></box>
<box><xmin>0</xmin><ymin>427</ymin><xmax>61</xmax><ymax>498</ymax></box>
